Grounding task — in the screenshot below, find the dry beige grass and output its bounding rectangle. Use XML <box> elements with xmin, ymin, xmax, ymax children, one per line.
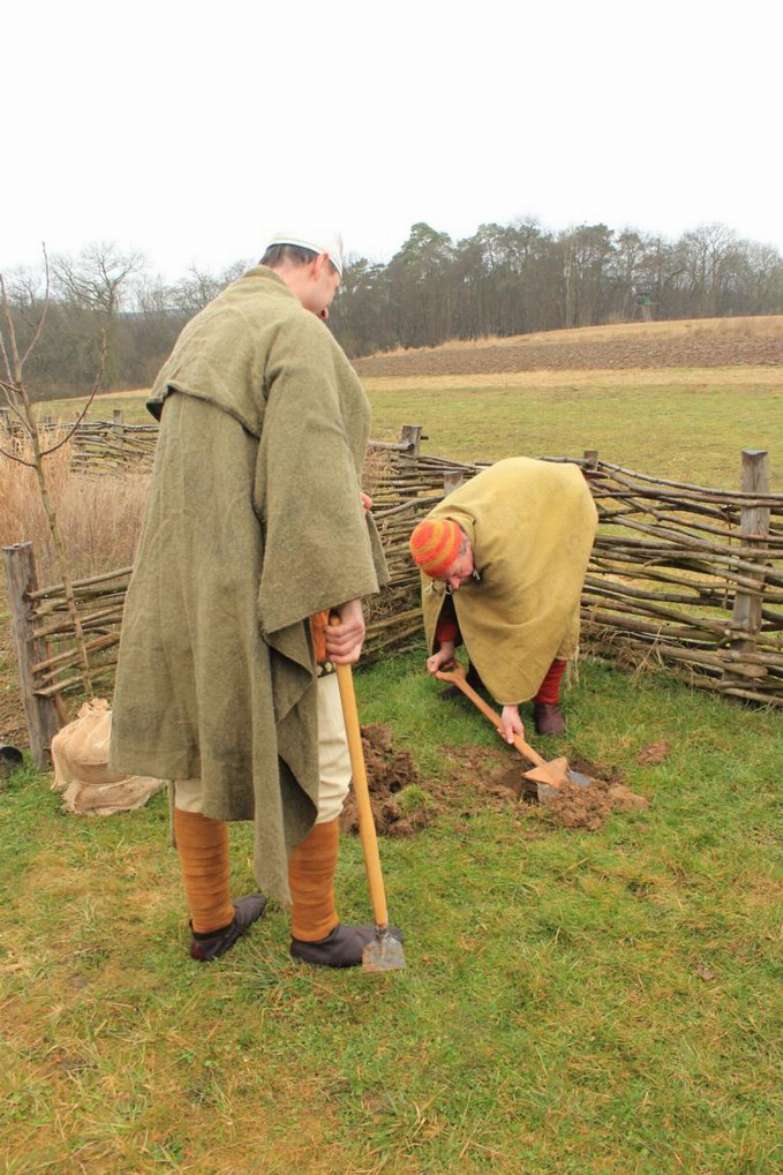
<box><xmin>372</xmin><ymin>315</ymin><xmax>783</xmax><ymax>357</ymax></box>
<box><xmin>362</xmin><ymin>446</ymin><xmax>391</xmax><ymax>499</ymax></box>
<box><xmin>0</xmin><ymin>431</ymin><xmax>149</xmax><ymax>583</ymax></box>
<box><xmin>363</xmin><ymin>363</ymin><xmax>783</xmax><ymax>393</ymax></box>
<box><xmin>93</xmin><ymin>385</ymin><xmax>151</xmax><ymax>400</ymax></box>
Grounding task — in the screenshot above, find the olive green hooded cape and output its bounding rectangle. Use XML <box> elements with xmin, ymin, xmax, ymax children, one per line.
<box><xmin>421</xmin><ymin>458</ymin><xmax>597</xmax><ymax>704</ymax></box>
<box><xmin>109</xmin><ymin>266</ymin><xmax>387</xmax><ymax>904</ymax></box>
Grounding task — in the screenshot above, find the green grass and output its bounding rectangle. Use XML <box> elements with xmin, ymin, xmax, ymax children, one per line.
<box><xmin>43</xmin><ymin>393</ymin><xmax>153</xmax><ymax>426</ymax></box>
<box><xmin>2</xmin><ymin>654</ymin><xmax>782</xmax><ymax>1172</ymax></box>
<box><xmin>45</xmin><ymin>375</ymin><xmax>783</xmax><ymax>489</ymax></box>
<box><xmin>366</xmin><ymin>380</ymin><xmax>783</xmax><ymax>489</ymax></box>
<box><xmin>17</xmin><ymin>361</ymin><xmax>783</xmax><ymax>1167</ymax></box>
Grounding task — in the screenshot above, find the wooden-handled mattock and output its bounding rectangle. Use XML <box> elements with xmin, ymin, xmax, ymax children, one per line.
<box><xmin>439</xmin><ymin>664</ymin><xmax>551</xmax><ymax>767</ymax></box>
<box><xmin>435</xmin><ymin>661</ymin><xmax>578</xmax><ymax>790</ymax></box>
<box><xmin>334</xmin><ymin>656</ymin><xmax>390</xmax><ymax>927</ymax></box>
<box><xmin>329</xmin><ymin>614</ymin><xmax>405</xmax><ymax>972</ymax></box>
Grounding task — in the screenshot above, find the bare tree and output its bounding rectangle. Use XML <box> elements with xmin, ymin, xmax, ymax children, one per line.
<box><xmin>1</xmin><ymin>246</ymin><xmax>107</xmax><ymax>697</ymax></box>
<box><xmin>53</xmin><ymin>241</ymin><xmax>144</xmax><ymax>389</ymax></box>
<box><xmin>166</xmin><ymin>260</ymin><xmax>249</xmax><ymax>316</ymax></box>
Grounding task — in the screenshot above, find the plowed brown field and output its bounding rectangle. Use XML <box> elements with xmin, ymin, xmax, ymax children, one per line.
<box><xmin>354</xmin><ymin>317</ymin><xmax>783</xmax><ymax>378</ymax></box>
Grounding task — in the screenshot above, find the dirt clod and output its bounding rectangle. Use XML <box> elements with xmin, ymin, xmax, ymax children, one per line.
<box><xmin>637</xmin><ymin>740</ymin><xmax>671</xmax><ymax>765</ymax></box>
<box><xmin>539</xmin><ymin>770</ymin><xmax>649</xmax><ymax>830</ymax></box>
<box><xmin>340</xmin><ymin>724</ymin><xmax>436</xmax><ymax>837</ymax></box>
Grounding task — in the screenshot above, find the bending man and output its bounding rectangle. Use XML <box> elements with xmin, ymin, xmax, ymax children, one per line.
<box><xmin>409</xmin><ymin>457</ymin><xmax>598</xmax><ymax>740</ymax></box>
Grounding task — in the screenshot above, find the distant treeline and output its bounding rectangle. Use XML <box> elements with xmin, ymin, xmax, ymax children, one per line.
<box><xmin>329</xmin><ymin>220</ymin><xmax>783</xmax><ymax>354</ymax></box>
<box><xmin>5</xmin><ymin>221</ymin><xmax>783</xmax><ymax>400</ymax></box>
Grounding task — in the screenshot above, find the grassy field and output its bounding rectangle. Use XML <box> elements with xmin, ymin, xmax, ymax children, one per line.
<box><xmin>3</xmin><ymin>319</ymin><xmax>781</xmax><ymax>1170</ymax></box>
<box><xmin>365</xmin><ymin>374</ymin><xmax>783</xmax><ymax>488</ymax></box>
<box><xmin>2</xmin><ymin>654</ymin><xmax>783</xmax><ymax>1172</ymax></box>
<box><xmin>44</xmin><ymin>367</ymin><xmax>783</xmax><ymax>490</ymax></box>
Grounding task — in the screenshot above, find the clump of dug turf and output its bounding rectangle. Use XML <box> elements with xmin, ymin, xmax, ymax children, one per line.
<box><xmin>493</xmin><ymin>756</ymin><xmax>648</xmax><ymax>831</ymax></box>
<box><xmin>340</xmin><ymin>724</ymin><xmax>436</xmax><ymax>837</ymax></box>
<box><xmin>533</xmin><ymin>758</ymin><xmax>648</xmax><ymax>831</ymax></box>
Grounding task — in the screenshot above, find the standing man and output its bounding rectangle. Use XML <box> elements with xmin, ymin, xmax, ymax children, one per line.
<box><xmin>408</xmin><ymin>458</ymin><xmax>598</xmax><ymax>740</ymax></box>
<box><xmin>110</xmin><ymin>231</ymin><xmax>396</xmax><ymax>968</ymax></box>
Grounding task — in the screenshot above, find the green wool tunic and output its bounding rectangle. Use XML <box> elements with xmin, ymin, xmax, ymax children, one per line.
<box><xmin>109</xmin><ymin>267</ymin><xmax>387</xmax><ymax>903</ymax></box>
<box><xmin>421</xmin><ymin>457</ymin><xmax>598</xmax><ymax>705</ymax></box>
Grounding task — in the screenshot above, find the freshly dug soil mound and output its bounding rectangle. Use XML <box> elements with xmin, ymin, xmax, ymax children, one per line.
<box><xmin>538</xmin><ymin>778</ymin><xmax>649</xmax><ymax>831</ymax></box>
<box><xmin>532</xmin><ymin>757</ymin><xmax>648</xmax><ymax>831</ymax></box>
<box><xmin>340</xmin><ymin>723</ymin><xmax>437</xmax><ymax>837</ymax></box>
<box><xmin>492</xmin><ymin>755</ymin><xmax>648</xmax><ymax>831</ymax></box>
<box><xmin>346</xmin><ymin>733</ymin><xmax>650</xmax><ymax>837</ymax></box>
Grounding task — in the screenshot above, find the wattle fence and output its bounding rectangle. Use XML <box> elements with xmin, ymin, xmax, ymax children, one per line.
<box><xmin>0</xmin><ymin>407</ymin><xmax>157</xmax><ymax>474</ymax></box>
<box><xmin>4</xmin><ymin>423</ymin><xmax>782</xmax><ymax>765</ymax></box>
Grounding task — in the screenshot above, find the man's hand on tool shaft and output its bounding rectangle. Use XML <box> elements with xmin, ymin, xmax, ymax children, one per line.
<box><xmin>326</xmin><ymin>599</ymin><xmax>365</xmax><ymax>664</ymax></box>
<box><xmin>499</xmin><ymin>705</ymin><xmax>525</xmax><ymax>744</ymax></box>
<box><xmin>426</xmin><ymin>642</ymin><xmax>456</xmax><ymax>675</ymax></box>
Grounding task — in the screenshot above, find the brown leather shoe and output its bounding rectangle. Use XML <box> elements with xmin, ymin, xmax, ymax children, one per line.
<box><xmin>189</xmin><ymin>893</ymin><xmax>268</xmax><ymax>962</ymax></box>
<box><xmin>533</xmin><ymin>702</ymin><xmax>566</xmax><ymax>736</ymax></box>
<box><xmin>291</xmin><ymin>923</ymin><xmax>404</xmax><ymax>968</ymax></box>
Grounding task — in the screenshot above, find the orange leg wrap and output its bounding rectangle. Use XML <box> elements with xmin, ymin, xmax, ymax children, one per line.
<box><xmin>288</xmin><ymin>817</ymin><xmax>340</xmax><ymax>943</ymax></box>
<box><xmin>173</xmin><ymin>808</ymin><xmax>234</xmax><ymax>934</ymax></box>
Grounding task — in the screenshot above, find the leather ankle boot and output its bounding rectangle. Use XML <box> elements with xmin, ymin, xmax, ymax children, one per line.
<box><xmin>190</xmin><ymin>893</ymin><xmax>268</xmax><ymax>961</ymax></box>
<box><xmin>533</xmin><ymin>702</ymin><xmax>566</xmax><ymax>735</ymax></box>
<box><xmin>291</xmin><ymin>923</ymin><xmax>404</xmax><ymax>968</ymax></box>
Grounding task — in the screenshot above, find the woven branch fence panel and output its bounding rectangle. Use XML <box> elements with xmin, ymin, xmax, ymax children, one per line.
<box><xmin>4</xmin><ymin>424</ymin><xmax>782</xmax><ymax>764</ymax></box>
<box><xmin>0</xmin><ymin>409</ymin><xmax>158</xmax><ymax>474</ymax></box>
<box><xmin>69</xmin><ymin>420</ymin><xmax>158</xmax><ymax>473</ymax></box>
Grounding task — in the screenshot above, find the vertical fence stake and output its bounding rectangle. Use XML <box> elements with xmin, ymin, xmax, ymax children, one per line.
<box><xmin>583</xmin><ymin>449</ymin><xmax>599</xmax><ymax>472</ymax></box>
<box><xmin>443</xmin><ymin>470</ymin><xmax>465</xmax><ymax>495</ymax></box>
<box><xmin>727</xmin><ymin>449</ymin><xmax>770</xmax><ymax>680</ymax></box>
<box><xmin>2</xmin><ymin>543</ymin><xmax>62</xmax><ymax>767</ymax></box>
<box><xmin>399</xmin><ymin>424</ymin><xmax>423</xmax><ymax>457</ymax></box>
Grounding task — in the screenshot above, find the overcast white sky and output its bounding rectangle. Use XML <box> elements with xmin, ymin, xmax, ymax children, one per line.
<box><xmin>4</xmin><ymin>0</ymin><xmax>781</xmax><ymax>280</ymax></box>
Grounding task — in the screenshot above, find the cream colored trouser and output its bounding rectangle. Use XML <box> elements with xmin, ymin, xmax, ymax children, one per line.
<box><xmin>174</xmin><ymin>674</ymin><xmax>351</xmax><ymax>824</ymax></box>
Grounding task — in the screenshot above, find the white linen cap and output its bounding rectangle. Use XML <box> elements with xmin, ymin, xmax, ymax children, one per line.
<box><xmin>265</xmin><ymin>230</ymin><xmax>344</xmax><ymax>276</ymax></box>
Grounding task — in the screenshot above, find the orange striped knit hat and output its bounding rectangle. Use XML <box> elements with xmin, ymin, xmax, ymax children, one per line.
<box><xmin>409</xmin><ymin>518</ymin><xmax>462</xmax><ymax>578</ymax></box>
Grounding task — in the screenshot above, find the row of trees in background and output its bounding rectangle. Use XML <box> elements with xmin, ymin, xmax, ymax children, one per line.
<box><xmin>4</xmin><ymin>221</ymin><xmax>783</xmax><ymax>399</ymax></box>
<box><xmin>331</xmin><ymin>220</ymin><xmax>783</xmax><ymax>353</ymax></box>
<box><xmin>4</xmin><ymin>245</ymin><xmax>248</xmax><ymax>399</ymax></box>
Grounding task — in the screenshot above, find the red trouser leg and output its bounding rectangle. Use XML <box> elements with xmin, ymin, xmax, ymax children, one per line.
<box><xmin>534</xmin><ymin>659</ymin><xmax>567</xmax><ymax>705</ymax></box>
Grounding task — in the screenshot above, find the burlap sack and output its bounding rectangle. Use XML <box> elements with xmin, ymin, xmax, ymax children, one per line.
<box><xmin>51</xmin><ymin>699</ymin><xmax>165</xmax><ymax>816</ymax></box>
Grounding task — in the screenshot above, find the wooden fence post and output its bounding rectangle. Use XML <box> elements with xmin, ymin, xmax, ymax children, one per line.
<box><xmin>583</xmin><ymin>448</ymin><xmax>599</xmax><ymax>472</ymax></box>
<box><xmin>112</xmin><ymin>409</ymin><xmax>124</xmax><ymax>434</ymax></box>
<box><xmin>443</xmin><ymin>470</ymin><xmax>465</xmax><ymax>495</ymax></box>
<box><xmin>2</xmin><ymin>543</ymin><xmax>62</xmax><ymax>767</ymax></box>
<box><xmin>399</xmin><ymin>424</ymin><xmax>423</xmax><ymax>457</ymax></box>
<box><xmin>727</xmin><ymin>449</ymin><xmax>770</xmax><ymax>681</ymax></box>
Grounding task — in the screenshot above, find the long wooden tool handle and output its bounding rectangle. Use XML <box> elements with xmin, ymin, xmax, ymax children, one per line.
<box><xmin>334</xmin><ymin>660</ymin><xmax>389</xmax><ymax>929</ymax></box>
<box><xmin>440</xmin><ymin>671</ymin><xmax>548</xmax><ymax>768</ymax></box>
